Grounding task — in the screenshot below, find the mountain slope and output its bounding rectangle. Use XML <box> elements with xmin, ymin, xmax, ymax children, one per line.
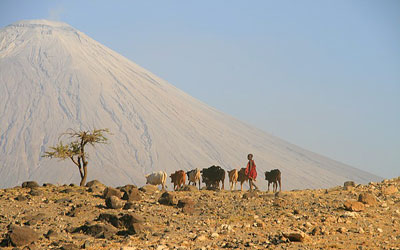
<box><xmin>0</xmin><ymin>20</ymin><xmax>380</xmax><ymax>189</ymax></box>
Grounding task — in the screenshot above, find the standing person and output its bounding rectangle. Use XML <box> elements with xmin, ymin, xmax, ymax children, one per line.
<box><xmin>245</xmin><ymin>153</ymin><xmax>258</xmax><ymax>191</ymax></box>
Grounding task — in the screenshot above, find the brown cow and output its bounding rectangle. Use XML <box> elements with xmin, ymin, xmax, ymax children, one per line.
<box><xmin>237</xmin><ymin>168</ymin><xmax>249</xmax><ymax>191</ymax></box>
<box><xmin>265</xmin><ymin>169</ymin><xmax>281</xmax><ymax>192</ymax></box>
<box><xmin>228</xmin><ymin>169</ymin><xmax>238</xmax><ymax>191</ymax></box>
<box><xmin>170</xmin><ymin>170</ymin><xmax>186</xmax><ymax>190</ymax></box>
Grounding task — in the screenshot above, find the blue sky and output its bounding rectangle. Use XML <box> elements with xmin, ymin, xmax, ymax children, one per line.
<box><xmin>1</xmin><ymin>0</ymin><xmax>399</xmax><ymax>178</ymax></box>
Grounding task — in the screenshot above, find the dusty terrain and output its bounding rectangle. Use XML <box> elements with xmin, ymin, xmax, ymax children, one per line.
<box><xmin>0</xmin><ymin>178</ymin><xmax>399</xmax><ymax>250</ymax></box>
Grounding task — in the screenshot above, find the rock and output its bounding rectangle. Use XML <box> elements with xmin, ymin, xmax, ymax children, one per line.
<box><xmin>103</xmin><ymin>187</ymin><xmax>122</xmax><ymax>199</ymax></box>
<box><xmin>8</xmin><ymin>226</ymin><xmax>39</xmax><ymax>246</ymax></box>
<box><xmin>344</xmin><ymin>181</ymin><xmax>355</xmax><ymax>187</ymax></box>
<box><xmin>85</xmin><ymin>180</ymin><xmax>103</xmax><ymax>188</ymax></box>
<box><xmin>182</xmin><ymin>185</ymin><xmax>198</xmax><ymax>192</ymax></box>
<box><xmin>80</xmin><ymin>223</ymin><xmax>117</xmax><ymax>239</ymax></box>
<box><xmin>120</xmin><ymin>247</ymin><xmax>136</xmax><ymax>250</ymax></box>
<box><xmin>382</xmin><ymin>185</ymin><xmax>398</xmax><ymax>195</ymax></box>
<box><xmin>177</xmin><ymin>198</ymin><xmax>195</xmax><ymax>214</ymax></box>
<box><xmin>211</xmin><ymin>232</ymin><xmax>219</xmax><ymax>238</ymax></box>
<box><xmin>119</xmin><ymin>213</ymin><xmax>145</xmax><ymax>229</ymax></box>
<box><xmin>55</xmin><ymin>198</ymin><xmax>72</xmax><ymax>204</ymax></box>
<box><xmin>344</xmin><ymin>200</ymin><xmax>365</xmax><ymax>212</ymax></box>
<box><xmin>15</xmin><ymin>195</ymin><xmax>27</xmax><ymax>201</ymax></box>
<box><xmin>195</xmin><ymin>235</ymin><xmax>207</xmax><ymax>241</ymax></box>
<box><xmin>105</xmin><ymin>196</ymin><xmax>124</xmax><ymax>209</ymax></box>
<box><xmin>242</xmin><ymin>191</ymin><xmax>258</xmax><ymax>199</ymax></box>
<box><xmin>42</xmin><ymin>183</ymin><xmax>55</xmax><ymax>187</ymax></box>
<box><xmin>123</xmin><ymin>202</ymin><xmax>135</xmax><ymax>210</ymax></box>
<box><xmin>86</xmin><ymin>180</ymin><xmax>106</xmax><ymax>193</ymax></box>
<box><xmin>118</xmin><ymin>184</ymin><xmax>137</xmax><ymax>193</ymax></box>
<box><xmin>158</xmin><ymin>192</ymin><xmax>178</xmax><ymax>206</ymax></box>
<box><xmin>139</xmin><ymin>184</ymin><xmax>159</xmax><ymax>194</ymax></box>
<box><xmin>60</xmin><ymin>243</ymin><xmax>79</xmax><ymax>250</ymax></box>
<box><xmin>67</xmin><ymin>206</ymin><xmax>84</xmax><ymax>217</ymax></box>
<box><xmin>21</xmin><ymin>181</ymin><xmax>39</xmax><ymax>188</ymax></box>
<box><xmin>283</xmin><ymin>231</ymin><xmax>309</xmax><ymax>242</ymax></box>
<box><xmin>98</xmin><ymin>213</ymin><xmax>123</xmax><ymax>228</ymax></box>
<box><xmin>45</xmin><ymin>229</ymin><xmax>59</xmax><ymax>240</ymax></box>
<box><xmin>122</xmin><ymin>188</ymin><xmax>141</xmax><ymax>201</ymax></box>
<box><xmin>29</xmin><ymin>188</ymin><xmax>43</xmax><ymax>196</ymax></box>
<box><xmin>358</xmin><ymin>193</ymin><xmax>378</xmax><ymax>206</ymax></box>
<box><xmin>338</xmin><ymin>227</ymin><xmax>347</xmax><ymax>233</ymax></box>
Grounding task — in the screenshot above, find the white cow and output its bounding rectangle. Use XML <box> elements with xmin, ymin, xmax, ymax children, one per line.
<box><xmin>145</xmin><ymin>171</ymin><xmax>167</xmax><ymax>190</ymax></box>
<box><xmin>186</xmin><ymin>168</ymin><xmax>201</xmax><ymax>189</ymax></box>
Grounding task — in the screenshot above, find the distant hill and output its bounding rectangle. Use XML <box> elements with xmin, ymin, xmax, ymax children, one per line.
<box><xmin>0</xmin><ymin>20</ymin><xmax>381</xmax><ymax>189</ymax></box>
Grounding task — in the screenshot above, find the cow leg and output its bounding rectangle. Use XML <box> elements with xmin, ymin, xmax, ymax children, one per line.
<box><xmin>240</xmin><ymin>182</ymin><xmax>243</xmax><ymax>192</ymax></box>
<box><xmin>267</xmin><ymin>182</ymin><xmax>270</xmax><ymax>192</ymax></box>
<box><xmin>278</xmin><ymin>178</ymin><xmax>281</xmax><ymax>191</ymax></box>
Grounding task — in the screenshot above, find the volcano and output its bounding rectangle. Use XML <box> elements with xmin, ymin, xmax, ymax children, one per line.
<box><xmin>0</xmin><ymin>20</ymin><xmax>380</xmax><ymax>189</ymax></box>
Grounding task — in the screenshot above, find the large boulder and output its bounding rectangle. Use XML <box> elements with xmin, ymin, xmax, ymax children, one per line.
<box><xmin>139</xmin><ymin>184</ymin><xmax>159</xmax><ymax>194</ymax></box>
<box><xmin>79</xmin><ymin>223</ymin><xmax>117</xmax><ymax>239</ymax></box>
<box><xmin>158</xmin><ymin>192</ymin><xmax>178</xmax><ymax>206</ymax></box>
<box><xmin>358</xmin><ymin>193</ymin><xmax>378</xmax><ymax>206</ymax></box>
<box><xmin>103</xmin><ymin>187</ymin><xmax>122</xmax><ymax>199</ymax></box>
<box><xmin>86</xmin><ymin>180</ymin><xmax>106</xmax><ymax>193</ymax></box>
<box><xmin>105</xmin><ymin>196</ymin><xmax>124</xmax><ymax>209</ymax></box>
<box><xmin>21</xmin><ymin>181</ymin><xmax>39</xmax><ymax>188</ymax></box>
<box><xmin>344</xmin><ymin>200</ymin><xmax>365</xmax><ymax>212</ymax></box>
<box><xmin>122</xmin><ymin>188</ymin><xmax>141</xmax><ymax>201</ymax></box>
<box><xmin>118</xmin><ymin>184</ymin><xmax>137</xmax><ymax>193</ymax></box>
<box><xmin>8</xmin><ymin>225</ymin><xmax>39</xmax><ymax>246</ymax></box>
<box><xmin>283</xmin><ymin>231</ymin><xmax>309</xmax><ymax>242</ymax></box>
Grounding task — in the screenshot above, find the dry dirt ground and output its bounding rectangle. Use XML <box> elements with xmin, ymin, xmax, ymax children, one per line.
<box><xmin>0</xmin><ymin>177</ymin><xmax>399</xmax><ymax>250</ymax></box>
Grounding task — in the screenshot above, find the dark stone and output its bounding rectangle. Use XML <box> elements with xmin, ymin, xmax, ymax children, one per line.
<box><xmin>60</xmin><ymin>188</ymin><xmax>74</xmax><ymax>194</ymax></box>
<box><xmin>344</xmin><ymin>181</ymin><xmax>355</xmax><ymax>187</ymax></box>
<box><xmin>29</xmin><ymin>188</ymin><xmax>43</xmax><ymax>196</ymax></box>
<box><xmin>45</xmin><ymin>229</ymin><xmax>59</xmax><ymax>240</ymax></box>
<box><xmin>86</xmin><ymin>180</ymin><xmax>106</xmax><ymax>194</ymax></box>
<box><xmin>21</xmin><ymin>181</ymin><xmax>39</xmax><ymax>189</ymax></box>
<box><xmin>103</xmin><ymin>187</ymin><xmax>122</xmax><ymax>199</ymax></box>
<box><xmin>55</xmin><ymin>198</ymin><xmax>72</xmax><ymax>204</ymax></box>
<box><xmin>105</xmin><ymin>196</ymin><xmax>124</xmax><ymax>209</ymax></box>
<box><xmin>122</xmin><ymin>188</ymin><xmax>141</xmax><ymax>201</ymax></box>
<box><xmin>123</xmin><ymin>202</ymin><xmax>135</xmax><ymax>210</ymax></box>
<box><xmin>98</xmin><ymin>213</ymin><xmax>123</xmax><ymax>228</ymax></box>
<box><xmin>118</xmin><ymin>184</ymin><xmax>137</xmax><ymax>193</ymax></box>
<box><xmin>15</xmin><ymin>195</ymin><xmax>27</xmax><ymax>201</ymax></box>
<box><xmin>119</xmin><ymin>213</ymin><xmax>144</xmax><ymax>228</ymax></box>
<box><xmin>80</xmin><ymin>223</ymin><xmax>117</xmax><ymax>239</ymax></box>
<box><xmin>8</xmin><ymin>226</ymin><xmax>39</xmax><ymax>247</ymax></box>
<box><xmin>42</xmin><ymin>183</ymin><xmax>55</xmax><ymax>187</ymax></box>
<box><xmin>158</xmin><ymin>192</ymin><xmax>177</xmax><ymax>206</ymax></box>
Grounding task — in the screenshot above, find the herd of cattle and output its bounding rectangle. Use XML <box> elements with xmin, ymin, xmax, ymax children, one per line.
<box><xmin>145</xmin><ymin>166</ymin><xmax>282</xmax><ymax>192</ymax></box>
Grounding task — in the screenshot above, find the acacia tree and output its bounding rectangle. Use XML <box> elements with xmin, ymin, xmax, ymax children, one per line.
<box><xmin>43</xmin><ymin>128</ymin><xmax>111</xmax><ymax>186</ymax></box>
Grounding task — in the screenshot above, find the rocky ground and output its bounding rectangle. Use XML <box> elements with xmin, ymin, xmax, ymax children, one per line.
<box><xmin>0</xmin><ymin>178</ymin><xmax>399</xmax><ymax>250</ymax></box>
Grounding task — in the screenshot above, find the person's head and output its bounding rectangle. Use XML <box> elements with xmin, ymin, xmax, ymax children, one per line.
<box><xmin>247</xmin><ymin>154</ymin><xmax>253</xmax><ymax>160</ymax></box>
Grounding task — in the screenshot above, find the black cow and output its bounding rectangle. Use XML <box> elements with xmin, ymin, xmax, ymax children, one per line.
<box><xmin>201</xmin><ymin>165</ymin><xmax>225</xmax><ymax>190</ymax></box>
<box><xmin>265</xmin><ymin>169</ymin><xmax>281</xmax><ymax>192</ymax></box>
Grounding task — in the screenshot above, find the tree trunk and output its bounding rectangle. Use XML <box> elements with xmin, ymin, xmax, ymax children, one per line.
<box><xmin>80</xmin><ymin>164</ymin><xmax>88</xmax><ymax>186</ymax></box>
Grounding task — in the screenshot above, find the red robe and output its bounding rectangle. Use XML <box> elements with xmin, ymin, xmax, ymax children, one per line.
<box><xmin>245</xmin><ymin>160</ymin><xmax>257</xmax><ymax>180</ymax></box>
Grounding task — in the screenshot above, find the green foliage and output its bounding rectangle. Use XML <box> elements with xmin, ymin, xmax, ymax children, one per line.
<box><xmin>43</xmin><ymin>128</ymin><xmax>111</xmax><ymax>186</ymax></box>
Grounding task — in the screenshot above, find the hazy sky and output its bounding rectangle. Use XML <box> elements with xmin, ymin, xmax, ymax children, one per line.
<box><xmin>1</xmin><ymin>0</ymin><xmax>399</xmax><ymax>178</ymax></box>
